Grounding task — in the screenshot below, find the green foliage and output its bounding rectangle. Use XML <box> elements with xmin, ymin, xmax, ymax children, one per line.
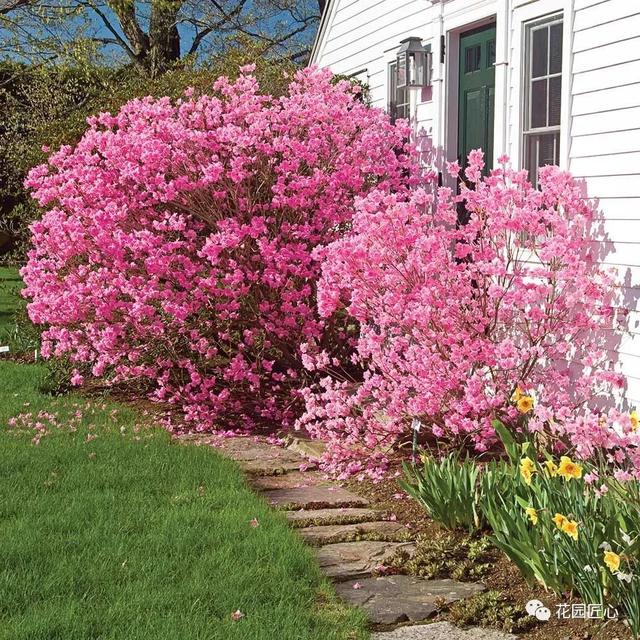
<box><xmin>482</xmin><ymin>422</ymin><xmax>640</xmax><ymax>604</ymax></box>
<box><xmin>400</xmin><ymin>453</ymin><xmax>483</xmax><ymax>531</ymax></box>
<box><xmin>0</xmin><ymin>359</ymin><xmax>369</xmax><ymax>640</ymax></box>
<box><xmin>403</xmin><ymin>421</ymin><xmax>640</xmax><ymax>636</ymax></box>
<box><xmin>0</xmin><ymin>48</ymin><xmax>297</xmax><ymax>263</ymax></box>
<box><xmin>393</xmin><ymin>531</ymin><xmax>493</xmax><ymax>581</ymax></box>
<box><xmin>448</xmin><ymin>590</ymin><xmax>536</xmax><ymax>634</ymax></box>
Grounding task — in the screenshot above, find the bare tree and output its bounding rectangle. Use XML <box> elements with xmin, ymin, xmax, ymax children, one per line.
<box><xmin>0</xmin><ymin>0</ymin><xmax>324</xmax><ymax>76</ymax></box>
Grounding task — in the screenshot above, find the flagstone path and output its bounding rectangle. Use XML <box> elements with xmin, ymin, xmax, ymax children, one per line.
<box><xmin>181</xmin><ymin>434</ymin><xmax>518</xmax><ymax>638</ymax></box>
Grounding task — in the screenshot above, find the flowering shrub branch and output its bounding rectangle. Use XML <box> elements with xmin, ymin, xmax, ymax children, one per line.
<box><xmin>22</xmin><ymin>66</ymin><xmax>417</xmax><ymax>431</ymax></box>
<box><xmin>298</xmin><ymin>152</ymin><xmax>629</xmax><ymax>478</ymax></box>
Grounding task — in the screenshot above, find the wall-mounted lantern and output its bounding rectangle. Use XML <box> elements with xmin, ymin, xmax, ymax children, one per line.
<box><xmin>396</xmin><ymin>37</ymin><xmax>431</xmax><ymax>89</ymax></box>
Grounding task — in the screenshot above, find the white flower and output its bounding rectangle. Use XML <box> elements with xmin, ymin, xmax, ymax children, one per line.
<box><xmin>583</xmin><ymin>565</ymin><xmax>594</xmax><ymax>572</ymax></box>
<box><xmin>622</xmin><ymin>532</ymin><xmax>633</xmax><ymax>546</ymax></box>
<box><xmin>615</xmin><ymin>571</ymin><xmax>633</xmax><ymax>583</ymax></box>
<box><xmin>411</xmin><ymin>418</ymin><xmax>422</xmax><ymax>433</ymax></box>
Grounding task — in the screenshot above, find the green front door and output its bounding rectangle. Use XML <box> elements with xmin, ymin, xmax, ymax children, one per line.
<box><xmin>458</xmin><ymin>24</ymin><xmax>496</xmax><ymax>173</ymax></box>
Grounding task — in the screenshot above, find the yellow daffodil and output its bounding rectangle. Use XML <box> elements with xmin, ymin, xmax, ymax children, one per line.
<box><xmin>520</xmin><ymin>457</ymin><xmax>537</xmax><ymax>485</ymax></box>
<box><xmin>552</xmin><ymin>513</ymin><xmax>568</xmax><ymax>530</ymax></box>
<box><xmin>525</xmin><ymin>507</ymin><xmax>538</xmax><ymax>525</ymax></box>
<box><xmin>557</xmin><ymin>455</ymin><xmax>583</xmax><ymax>481</ymax></box>
<box><xmin>631</xmin><ymin>410</ymin><xmax>639</xmax><ymax>432</ymax></box>
<box><xmin>517</xmin><ymin>395</ymin><xmax>534</xmax><ymax>414</ymax></box>
<box><xmin>562</xmin><ymin>519</ymin><xmax>579</xmax><ymax>541</ymax></box>
<box><xmin>511</xmin><ymin>386</ymin><xmax>524</xmax><ymax>403</ymax></box>
<box><xmin>543</xmin><ymin>460</ymin><xmax>558</xmax><ymax>477</ymax></box>
<box><xmin>604</xmin><ymin>550</ymin><xmax>621</xmax><ymax>573</ymax></box>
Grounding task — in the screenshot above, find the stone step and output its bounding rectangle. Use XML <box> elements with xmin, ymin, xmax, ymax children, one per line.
<box><xmin>214</xmin><ymin>437</ymin><xmax>310</xmax><ymax>475</ymax></box>
<box><xmin>285</xmin><ymin>507</ymin><xmax>382</xmax><ymax>528</ymax></box>
<box><xmin>335</xmin><ymin>576</ymin><xmax>485</xmax><ymax>626</ymax></box>
<box><xmin>251</xmin><ymin>471</ymin><xmax>330</xmax><ymax>491</ymax></box>
<box><xmin>315</xmin><ymin>541</ymin><xmax>416</xmax><ymax>582</ymax></box>
<box><xmin>371</xmin><ymin>622</ymin><xmax>516</xmax><ymax>640</ymax></box>
<box><xmin>286</xmin><ymin>437</ymin><xmax>326</xmax><ymax>459</ymax></box>
<box><xmin>298</xmin><ymin>521</ymin><xmax>410</xmax><ymax>545</ymax></box>
<box><xmin>263</xmin><ymin>486</ymin><xmax>369</xmax><ymax>510</ymax></box>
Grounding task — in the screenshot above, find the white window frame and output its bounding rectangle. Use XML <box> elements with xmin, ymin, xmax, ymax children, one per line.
<box><xmin>388</xmin><ymin>60</ymin><xmax>410</xmax><ymax>122</ymax></box>
<box><xmin>522</xmin><ymin>13</ymin><xmax>564</xmax><ymax>184</ymax></box>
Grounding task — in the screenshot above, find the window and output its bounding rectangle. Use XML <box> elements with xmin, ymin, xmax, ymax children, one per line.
<box><xmin>523</xmin><ymin>15</ymin><xmax>563</xmax><ymax>184</ymax></box>
<box><xmin>388</xmin><ymin>61</ymin><xmax>409</xmax><ymax>122</ymax></box>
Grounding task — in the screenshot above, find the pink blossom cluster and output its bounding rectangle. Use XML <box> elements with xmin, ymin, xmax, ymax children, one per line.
<box><xmin>22</xmin><ymin>67</ymin><xmax>417</xmax><ymax>431</ymax></box>
<box><xmin>298</xmin><ymin>152</ymin><xmax>627</xmax><ymax>477</ymax></box>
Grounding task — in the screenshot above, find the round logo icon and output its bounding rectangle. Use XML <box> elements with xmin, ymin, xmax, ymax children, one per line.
<box><xmin>525</xmin><ymin>599</ymin><xmax>551</xmax><ymax>621</ymax></box>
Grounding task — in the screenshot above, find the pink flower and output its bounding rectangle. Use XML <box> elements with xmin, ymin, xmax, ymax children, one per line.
<box><xmin>249</xmin><ymin>518</ymin><xmax>259</xmax><ymax>528</ymax></box>
<box><xmin>614</xmin><ymin>470</ymin><xmax>633</xmax><ymax>483</ymax></box>
<box><xmin>584</xmin><ymin>472</ymin><xmax>599</xmax><ymax>485</ymax></box>
<box><xmin>231</xmin><ymin>610</ymin><xmax>244</xmax><ymax>621</ymax></box>
<box><xmin>352</xmin><ymin>582</ymin><xmax>362</xmax><ymax>589</ymax></box>
<box><xmin>23</xmin><ymin>66</ymin><xmax>415</xmax><ymax>448</ymax></box>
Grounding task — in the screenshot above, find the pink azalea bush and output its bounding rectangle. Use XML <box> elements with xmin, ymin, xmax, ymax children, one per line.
<box><xmin>21</xmin><ymin>66</ymin><xmax>417</xmax><ymax>431</ymax></box>
<box><xmin>298</xmin><ymin>152</ymin><xmax>630</xmax><ymax>478</ymax></box>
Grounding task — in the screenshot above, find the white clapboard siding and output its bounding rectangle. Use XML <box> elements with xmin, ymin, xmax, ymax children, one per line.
<box><xmin>572</xmin><ymin>152</ymin><xmax>640</xmax><ymax>176</ymax></box>
<box><xmin>573</xmin><ymin>60</ymin><xmax>640</xmax><ymax>95</ymax></box>
<box><xmin>570</xmin><ymin>130</ymin><xmax>640</xmax><ymax>158</ymax></box>
<box><xmin>573</xmin><ymin>13</ymin><xmax>640</xmax><ymax>52</ymax></box>
<box><xmin>572</xmin><ymin>37</ymin><xmax>640</xmax><ymax>74</ymax></box>
<box><xmin>589</xmin><ymin>198</ymin><xmax>640</xmax><ymax>221</ymax></box>
<box><xmin>319</xmin><ymin>0</ymin><xmax>429</xmax><ymax>71</ymax></box>
<box><xmin>573</xmin><ymin>0</ymin><xmax>640</xmax><ymax>32</ymax></box>
<box><xmin>571</xmin><ymin>108</ymin><xmax>640</xmax><ymax>137</ymax></box>
<box><xmin>569</xmin><ymin>0</ymin><xmax>640</xmax><ymax>404</ymax></box>
<box><xmin>573</xmin><ymin>83</ymin><xmax>640</xmax><ymax>116</ymax></box>
<box><xmin>315</xmin><ymin>0</ymin><xmax>434</xmax><ymax>130</ymax></box>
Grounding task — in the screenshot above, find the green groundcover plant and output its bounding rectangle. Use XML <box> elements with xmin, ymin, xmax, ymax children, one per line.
<box><xmin>403</xmin><ymin>419</ymin><xmax>640</xmax><ymax>637</ymax></box>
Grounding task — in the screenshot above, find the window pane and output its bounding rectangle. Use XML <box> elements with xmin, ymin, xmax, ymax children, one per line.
<box><xmin>526</xmin><ymin>135</ymin><xmax>539</xmax><ymax>183</ymax></box>
<box><xmin>388</xmin><ymin>63</ymin><xmax>397</xmax><ymax>113</ymax></box>
<box><xmin>549</xmin><ymin>22</ymin><xmax>563</xmax><ymax>74</ymax></box>
<box><xmin>525</xmin><ymin>132</ymin><xmax>560</xmax><ymax>184</ymax></box>
<box><xmin>548</xmin><ymin>75</ymin><xmax>562</xmax><ymax>126</ymax></box>
<box><xmin>538</xmin><ymin>133</ymin><xmax>556</xmax><ymax>166</ymax></box>
<box><xmin>531</xmin><ymin>79</ymin><xmax>547</xmax><ymax>128</ymax></box>
<box><xmin>465</xmin><ymin>45</ymin><xmax>481</xmax><ymax>73</ymax></box>
<box><xmin>532</xmin><ymin>27</ymin><xmax>548</xmax><ymax>78</ymax></box>
<box><xmin>487</xmin><ymin>39</ymin><xmax>496</xmax><ymax>67</ymax></box>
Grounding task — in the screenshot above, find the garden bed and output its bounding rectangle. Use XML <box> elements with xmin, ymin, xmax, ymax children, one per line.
<box><xmin>346</xmin><ymin>467</ymin><xmax>633</xmax><ymax>640</ymax></box>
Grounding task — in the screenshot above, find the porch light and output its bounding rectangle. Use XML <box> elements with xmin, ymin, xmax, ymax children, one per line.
<box><xmin>396</xmin><ymin>37</ymin><xmax>431</xmax><ymax>88</ymax></box>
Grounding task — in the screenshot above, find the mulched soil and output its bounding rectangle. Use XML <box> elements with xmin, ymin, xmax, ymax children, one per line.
<box><xmin>344</xmin><ymin>465</ymin><xmax>632</xmax><ymax>640</ymax></box>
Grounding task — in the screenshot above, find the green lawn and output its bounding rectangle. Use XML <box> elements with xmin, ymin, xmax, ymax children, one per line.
<box><xmin>0</xmin><ymin>360</ymin><xmax>368</xmax><ymax>640</ymax></box>
<box><xmin>0</xmin><ymin>266</ymin><xmax>22</xmax><ymax>333</ymax></box>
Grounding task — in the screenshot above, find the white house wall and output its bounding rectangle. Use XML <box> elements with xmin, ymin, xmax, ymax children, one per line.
<box><xmin>312</xmin><ymin>0</ymin><xmax>640</xmax><ymax>409</ymax></box>
<box><xmin>568</xmin><ymin>0</ymin><xmax>640</xmax><ymax>407</ymax></box>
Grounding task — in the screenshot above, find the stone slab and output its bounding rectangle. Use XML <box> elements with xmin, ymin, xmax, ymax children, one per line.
<box><xmin>251</xmin><ymin>471</ymin><xmax>330</xmax><ymax>491</ymax></box>
<box><xmin>371</xmin><ymin>622</ymin><xmax>516</xmax><ymax>640</ymax></box>
<box><xmin>286</xmin><ymin>507</ymin><xmax>382</xmax><ymax>527</ymax></box>
<box><xmin>286</xmin><ymin>437</ymin><xmax>327</xmax><ymax>459</ymax></box>
<box><xmin>299</xmin><ymin>521</ymin><xmax>410</xmax><ymax>545</ymax></box>
<box><xmin>336</xmin><ymin>577</ymin><xmax>485</xmax><ymax>625</ymax></box>
<box><xmin>263</xmin><ymin>485</ymin><xmax>369</xmax><ymax>510</ymax></box>
<box><xmin>315</xmin><ymin>541</ymin><xmax>416</xmax><ymax>581</ymax></box>
<box><xmin>214</xmin><ymin>437</ymin><xmax>311</xmax><ymax>475</ymax></box>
